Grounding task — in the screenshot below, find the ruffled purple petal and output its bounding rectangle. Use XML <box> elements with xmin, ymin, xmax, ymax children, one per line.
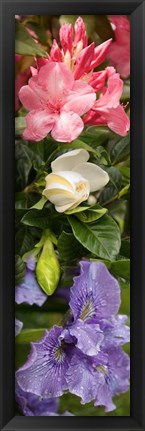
<box><xmin>69</xmin><ymin>261</ymin><xmax>121</xmax><ymax>323</ymax></box>
<box><xmin>15</xmin><ymin>269</ymin><xmax>47</xmax><ymax>306</ymax></box>
<box><xmin>68</xmin><ymin>319</ymin><xmax>104</xmax><ymax>356</ymax></box>
<box><xmin>15</xmin><ymin>319</ymin><xmax>23</xmax><ymax>337</ymax></box>
<box><xmin>16</xmin><ymin>326</ymin><xmax>70</xmax><ymax>399</ymax></box>
<box><xmin>94</xmin><ymin>347</ymin><xmax>130</xmax><ymax>411</ymax></box>
<box><xmin>15</xmin><ymin>382</ymin><xmax>58</xmax><ymax>416</ymax></box>
<box><xmin>66</xmin><ymin>349</ymin><xmax>97</xmax><ymax>404</ymax></box>
<box><xmin>100</xmin><ymin>315</ymin><xmax>130</xmax><ymax>349</ymax></box>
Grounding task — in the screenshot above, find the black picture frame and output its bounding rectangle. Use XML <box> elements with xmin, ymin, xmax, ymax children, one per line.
<box><xmin>0</xmin><ymin>0</ymin><xmax>145</xmax><ymax>430</ymax></box>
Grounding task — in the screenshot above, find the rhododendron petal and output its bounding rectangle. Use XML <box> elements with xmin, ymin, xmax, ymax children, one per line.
<box><xmin>89</xmin><ymin>71</ymin><xmax>107</xmax><ymax>92</ymax></box>
<box><xmin>90</xmin><ymin>39</ymin><xmax>112</xmax><ymax>69</ymax></box>
<box><xmin>38</xmin><ymin>62</ymin><xmax>74</xmax><ymax>99</ymax></box>
<box><xmin>74</xmin><ymin>43</ymin><xmax>95</xmax><ymax>80</ymax></box>
<box><xmin>73</xmin><ymin>162</ymin><xmax>109</xmax><ymax>192</ymax></box>
<box><xmin>51</xmin><ymin>111</ymin><xmax>84</xmax><ymax>142</ymax></box>
<box><xmin>59</xmin><ymin>23</ymin><xmax>73</xmax><ymax>54</ymax></box>
<box><xmin>94</xmin><ymin>73</ymin><xmax>123</xmax><ymax>112</ymax></box>
<box><xmin>74</xmin><ymin>17</ymin><xmax>88</xmax><ymax>48</ymax></box>
<box><xmin>36</xmin><ymin>57</ymin><xmax>49</xmax><ymax>70</ymax></box>
<box><xmin>50</xmin><ymin>40</ymin><xmax>63</xmax><ymax>62</ymax></box>
<box><xmin>29</xmin><ymin>75</ymin><xmax>50</xmax><ymax>104</ymax></box>
<box><xmin>19</xmin><ymin>86</ymin><xmax>41</xmax><ymax>110</ymax></box>
<box><xmin>30</xmin><ymin>66</ymin><xmax>38</xmax><ymax>76</ymax></box>
<box><xmin>23</xmin><ymin>110</ymin><xmax>56</xmax><ymax>141</ymax></box>
<box><xmin>64</xmin><ymin>91</ymin><xmax>96</xmax><ymax>116</ymax></box>
<box><xmin>51</xmin><ymin>149</ymin><xmax>89</xmax><ymax>172</ymax></box>
<box><xmin>107</xmin><ymin>105</ymin><xmax>130</xmax><ymax>136</ymax></box>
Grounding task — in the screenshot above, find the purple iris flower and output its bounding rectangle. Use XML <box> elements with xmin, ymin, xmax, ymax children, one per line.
<box><xmin>15</xmin><ymin>319</ymin><xmax>23</xmax><ymax>336</ymax></box>
<box><xmin>15</xmin><ymin>255</ymin><xmax>47</xmax><ymax>306</ymax></box>
<box><xmin>16</xmin><ymin>261</ymin><xmax>130</xmax><ymax>412</ymax></box>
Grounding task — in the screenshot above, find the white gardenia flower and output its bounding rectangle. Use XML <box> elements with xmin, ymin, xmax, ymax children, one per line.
<box><xmin>42</xmin><ymin>149</ymin><xmax>109</xmax><ymax>213</ymax></box>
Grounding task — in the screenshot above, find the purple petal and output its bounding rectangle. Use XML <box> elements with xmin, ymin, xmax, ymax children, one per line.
<box><xmin>15</xmin><ymin>381</ymin><xmax>58</xmax><ymax>416</ymax></box>
<box><xmin>94</xmin><ymin>347</ymin><xmax>130</xmax><ymax>411</ymax></box>
<box><xmin>66</xmin><ymin>349</ymin><xmax>97</xmax><ymax>404</ymax></box>
<box><xmin>15</xmin><ymin>319</ymin><xmax>23</xmax><ymax>337</ymax></box>
<box><xmin>69</xmin><ymin>261</ymin><xmax>121</xmax><ymax>323</ymax></box>
<box><xmin>26</xmin><ymin>255</ymin><xmax>36</xmax><ymax>271</ymax></box>
<box><xmin>68</xmin><ymin>320</ymin><xmax>104</xmax><ymax>356</ymax></box>
<box><xmin>16</xmin><ymin>326</ymin><xmax>70</xmax><ymax>399</ymax></box>
<box><xmin>100</xmin><ymin>315</ymin><xmax>130</xmax><ymax>349</ymax></box>
<box><xmin>15</xmin><ymin>269</ymin><xmax>47</xmax><ymax>306</ymax></box>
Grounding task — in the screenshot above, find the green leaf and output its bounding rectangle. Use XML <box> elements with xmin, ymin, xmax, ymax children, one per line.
<box><xmin>99</xmin><ymin>166</ymin><xmax>122</xmax><ymax>205</ymax></box>
<box><xmin>16</xmin><ymin>328</ymin><xmax>46</xmax><ymax>344</ymax></box>
<box><xmin>60</xmin><ymin>139</ymin><xmax>97</xmax><ymax>154</ymax></box>
<box><xmin>118</xmin><ymin>184</ymin><xmax>130</xmax><ymax>198</ymax></box>
<box><xmin>119</xmin><ymin>166</ymin><xmax>130</xmax><ymax>181</ymax></box>
<box><xmin>76</xmin><ymin>205</ymin><xmax>107</xmax><ymax>223</ymax></box>
<box><xmin>15</xmin><ymin>228</ymin><xmax>35</xmax><ymax>256</ymax></box>
<box><xmin>110</xmin><ymin>259</ymin><xmax>130</xmax><ymax>281</ymax></box>
<box><xmin>68</xmin><ymin>214</ymin><xmax>121</xmax><ymax>261</ymax></box>
<box><xmin>111</xmin><ymin>134</ymin><xmax>130</xmax><ymax>164</ymax></box>
<box><xmin>15</xmin><ymin>22</ymin><xmax>47</xmax><ymax>57</ymax></box>
<box><xmin>15</xmin><ymin>255</ymin><xmax>26</xmax><ymax>285</ymax></box>
<box><xmin>15</xmin><ymin>117</ymin><xmax>26</xmax><ymax>136</ymax></box>
<box><xmin>58</xmin><ymin>231</ymin><xmax>85</xmax><ymax>261</ymax></box>
<box><xmin>81</xmin><ymin>126</ymin><xmax>113</xmax><ymax>147</ymax></box>
<box><xmin>15</xmin><ymin>142</ymin><xmax>33</xmax><ymax>188</ymax></box>
<box><xmin>21</xmin><ymin>208</ymin><xmax>51</xmax><ymax>229</ymax></box>
<box><xmin>30</xmin><ymin>195</ymin><xmax>47</xmax><ymax>210</ymax></box>
<box><xmin>120</xmin><ymin>240</ymin><xmax>130</xmax><ymax>258</ymax></box>
<box><xmin>65</xmin><ymin>204</ymin><xmax>91</xmax><ymax>215</ymax></box>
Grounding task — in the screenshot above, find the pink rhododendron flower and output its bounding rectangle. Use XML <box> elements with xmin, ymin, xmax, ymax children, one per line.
<box><xmin>19</xmin><ymin>62</ymin><xmax>96</xmax><ymax>142</ymax></box>
<box><xmin>107</xmin><ymin>15</ymin><xmax>130</xmax><ymax>78</ymax></box>
<box><xmin>84</xmin><ymin>67</ymin><xmax>130</xmax><ymax>136</ymax></box>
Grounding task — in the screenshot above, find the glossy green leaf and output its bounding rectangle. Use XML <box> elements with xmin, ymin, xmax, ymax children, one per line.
<box><xmin>111</xmin><ymin>134</ymin><xmax>130</xmax><ymax>164</ymax></box>
<box><xmin>81</xmin><ymin>126</ymin><xmax>113</xmax><ymax>147</ymax></box>
<box><xmin>21</xmin><ymin>208</ymin><xmax>51</xmax><ymax>229</ymax></box>
<box><xmin>15</xmin><ymin>228</ymin><xmax>35</xmax><ymax>256</ymax></box>
<box><xmin>110</xmin><ymin>259</ymin><xmax>130</xmax><ymax>281</ymax></box>
<box><xmin>58</xmin><ymin>231</ymin><xmax>85</xmax><ymax>261</ymax></box>
<box><xmin>68</xmin><ymin>214</ymin><xmax>121</xmax><ymax>260</ymax></box>
<box><xmin>30</xmin><ymin>195</ymin><xmax>47</xmax><ymax>210</ymax></box>
<box><xmin>15</xmin><ymin>255</ymin><xmax>26</xmax><ymax>285</ymax></box>
<box><xmin>60</xmin><ymin>139</ymin><xmax>97</xmax><ymax>154</ymax></box>
<box><xmin>76</xmin><ymin>206</ymin><xmax>107</xmax><ymax>223</ymax></box>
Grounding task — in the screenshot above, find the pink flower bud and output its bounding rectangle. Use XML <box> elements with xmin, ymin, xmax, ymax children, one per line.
<box><xmin>59</xmin><ymin>23</ymin><xmax>73</xmax><ymax>54</ymax></box>
<box><xmin>50</xmin><ymin>40</ymin><xmax>63</xmax><ymax>62</ymax></box>
<box><xmin>74</xmin><ymin>17</ymin><xmax>88</xmax><ymax>48</ymax></box>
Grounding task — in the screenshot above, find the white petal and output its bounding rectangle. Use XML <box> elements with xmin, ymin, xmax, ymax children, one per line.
<box><xmin>73</xmin><ymin>162</ymin><xmax>109</xmax><ymax>192</ymax></box>
<box><xmin>55</xmin><ymin>201</ymin><xmax>78</xmax><ymax>213</ymax></box>
<box><xmin>43</xmin><ymin>187</ymin><xmax>75</xmax><ymax>205</ymax></box>
<box><xmin>51</xmin><ymin>149</ymin><xmax>89</xmax><ymax>172</ymax></box>
<box><xmin>45</xmin><ymin>173</ymin><xmax>73</xmax><ymax>191</ymax></box>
